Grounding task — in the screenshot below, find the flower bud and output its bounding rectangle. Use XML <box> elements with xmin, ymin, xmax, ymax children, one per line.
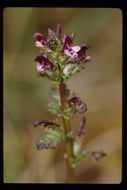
<box><xmin>34</xmin><ymin>120</ymin><xmax>60</xmax><ymax>128</ymax></box>
<box><xmin>76</xmin><ymin>116</ymin><xmax>86</xmax><ymax>139</ymax></box>
<box><xmin>56</xmin><ymin>23</ymin><xmax>61</xmax><ymax>35</ymax></box>
<box><xmin>68</xmin><ymin>97</ymin><xmax>82</xmax><ymax>106</ymax></box>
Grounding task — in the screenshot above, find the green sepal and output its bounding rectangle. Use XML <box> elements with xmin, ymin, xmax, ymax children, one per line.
<box><xmin>54</xmin><ymin>36</ymin><xmax>61</xmax><ymax>45</ymax></box>
<box><xmin>58</xmin><ymin>55</ymin><xmax>67</xmax><ymax>63</ymax></box>
<box><xmin>49</xmin><ymin>51</ymin><xmax>58</xmax><ymax>60</ymax></box>
<box><xmin>66</xmin><ymin>56</ymin><xmax>73</xmax><ymax>62</ymax></box>
<box><xmin>71</xmin><ymin>65</ymin><xmax>79</xmax><ymax>74</ymax></box>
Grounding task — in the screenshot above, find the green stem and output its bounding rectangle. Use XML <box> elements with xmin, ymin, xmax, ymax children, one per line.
<box><xmin>59</xmin><ymin>82</ymin><xmax>75</xmax><ymax>183</ymax></box>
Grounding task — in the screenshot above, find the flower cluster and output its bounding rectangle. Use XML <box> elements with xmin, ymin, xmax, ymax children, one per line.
<box><xmin>33</xmin><ymin>24</ymin><xmax>91</xmax><ymax>84</ymax></box>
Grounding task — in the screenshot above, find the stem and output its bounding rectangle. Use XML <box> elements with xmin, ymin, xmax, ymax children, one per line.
<box><xmin>59</xmin><ymin>82</ymin><xmax>75</xmax><ymax>183</ymax></box>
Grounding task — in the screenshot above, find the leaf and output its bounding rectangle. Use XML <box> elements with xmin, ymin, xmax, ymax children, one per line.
<box><xmin>73</xmin><ymin>149</ymin><xmax>106</xmax><ymax>164</ymax></box>
<box><xmin>36</xmin><ymin>129</ymin><xmax>62</xmax><ymax>150</ymax></box>
<box><xmin>53</xmin><ymin>81</ymin><xmax>60</xmax><ymax>87</ymax></box>
<box><xmin>74</xmin><ymin>150</ymin><xmax>93</xmax><ymax>161</ymax></box>
<box><xmin>51</xmin><ymin>93</ymin><xmax>60</xmax><ymax>102</ymax></box>
<box><xmin>57</xmin><ymin>112</ymin><xmax>70</xmax><ymax>120</ymax></box>
<box><xmin>48</xmin><ymin>101</ymin><xmax>61</xmax><ymax>114</ymax></box>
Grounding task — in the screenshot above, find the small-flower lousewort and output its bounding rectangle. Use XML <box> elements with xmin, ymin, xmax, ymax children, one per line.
<box><xmin>33</xmin><ymin>24</ymin><xmax>106</xmax><ymax>183</ymax></box>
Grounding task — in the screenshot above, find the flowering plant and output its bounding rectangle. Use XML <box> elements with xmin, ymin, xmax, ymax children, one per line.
<box><xmin>33</xmin><ymin>24</ymin><xmax>106</xmax><ymax>183</ymax></box>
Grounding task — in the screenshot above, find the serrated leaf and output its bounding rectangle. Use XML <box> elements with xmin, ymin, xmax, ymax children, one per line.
<box><xmin>36</xmin><ymin>130</ymin><xmax>62</xmax><ymax>150</ymax></box>
<box><xmin>73</xmin><ymin>150</ymin><xmax>106</xmax><ymax>163</ymax></box>
<box><xmin>51</xmin><ymin>93</ymin><xmax>60</xmax><ymax>102</ymax></box>
<box><xmin>48</xmin><ymin>101</ymin><xmax>61</xmax><ymax>114</ymax></box>
<box><xmin>74</xmin><ymin>150</ymin><xmax>92</xmax><ymax>161</ymax></box>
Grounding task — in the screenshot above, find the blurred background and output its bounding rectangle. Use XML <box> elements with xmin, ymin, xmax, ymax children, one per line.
<box><xmin>3</xmin><ymin>8</ymin><xmax>122</xmax><ymax>183</ymax></box>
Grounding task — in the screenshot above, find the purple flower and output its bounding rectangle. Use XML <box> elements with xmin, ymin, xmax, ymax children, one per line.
<box><xmin>33</xmin><ymin>33</ymin><xmax>47</xmax><ymax>48</ymax></box>
<box><xmin>62</xmin><ymin>35</ymin><xmax>90</xmax><ymax>62</ymax></box>
<box><xmin>62</xmin><ymin>35</ymin><xmax>73</xmax><ymax>50</ymax></box>
<box><xmin>33</xmin><ymin>33</ymin><xmax>47</xmax><ymax>42</ymax></box>
<box><xmin>63</xmin><ymin>35</ymin><xmax>91</xmax><ymax>62</ymax></box>
<box><xmin>64</xmin><ymin>45</ymin><xmax>81</xmax><ymax>60</ymax></box>
<box><xmin>34</xmin><ymin>55</ymin><xmax>54</xmax><ymax>72</ymax></box>
<box><xmin>77</xmin><ymin>44</ymin><xmax>91</xmax><ymax>61</ymax></box>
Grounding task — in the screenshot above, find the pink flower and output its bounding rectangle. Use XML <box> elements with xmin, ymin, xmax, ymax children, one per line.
<box><xmin>64</xmin><ymin>45</ymin><xmax>81</xmax><ymax>60</ymax></box>
<box><xmin>36</xmin><ymin>62</ymin><xmax>45</xmax><ymax>72</ymax></box>
<box><xmin>77</xmin><ymin>44</ymin><xmax>91</xmax><ymax>59</ymax></box>
<box><xmin>33</xmin><ymin>33</ymin><xmax>47</xmax><ymax>48</ymax></box>
<box><xmin>35</xmin><ymin>41</ymin><xmax>44</xmax><ymax>48</ymax></box>
<box><xmin>34</xmin><ymin>55</ymin><xmax>54</xmax><ymax>72</ymax></box>
<box><xmin>62</xmin><ymin>35</ymin><xmax>73</xmax><ymax>50</ymax></box>
<box><xmin>64</xmin><ymin>50</ymin><xmax>72</xmax><ymax>57</ymax></box>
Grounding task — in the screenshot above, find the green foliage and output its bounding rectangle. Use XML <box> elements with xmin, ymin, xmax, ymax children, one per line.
<box><xmin>57</xmin><ymin>112</ymin><xmax>70</xmax><ymax>120</ymax></box>
<box><xmin>48</xmin><ymin>101</ymin><xmax>61</xmax><ymax>114</ymax></box>
<box><xmin>71</xmin><ymin>150</ymin><xmax>106</xmax><ymax>168</ymax></box>
<box><xmin>49</xmin><ymin>51</ymin><xmax>58</xmax><ymax>60</ymax></box>
<box><xmin>48</xmin><ymin>92</ymin><xmax>61</xmax><ymax>114</ymax></box>
<box><xmin>36</xmin><ymin>126</ymin><xmax>75</xmax><ymax>150</ymax></box>
<box><xmin>36</xmin><ymin>128</ymin><xmax>63</xmax><ymax>150</ymax></box>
